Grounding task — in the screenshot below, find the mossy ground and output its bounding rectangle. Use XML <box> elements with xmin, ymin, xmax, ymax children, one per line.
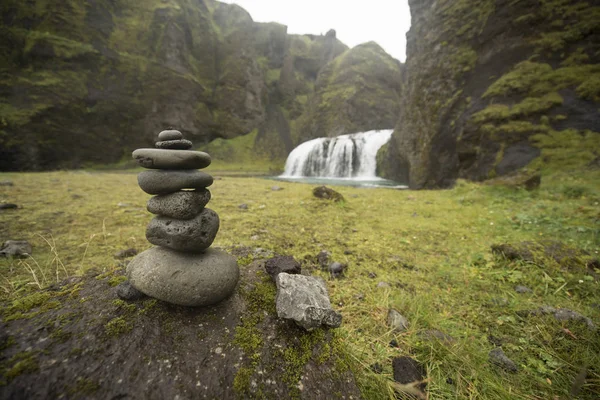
<box><xmin>1</xmin><ymin>168</ymin><xmax>599</xmax><ymax>398</ymax></box>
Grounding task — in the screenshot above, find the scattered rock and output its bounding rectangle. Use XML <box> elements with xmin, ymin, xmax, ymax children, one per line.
<box><xmin>116</xmin><ymin>280</ymin><xmax>147</xmax><ymax>300</ymax></box>
<box><xmin>514</xmin><ymin>285</ymin><xmax>532</xmax><ymax>294</ymax></box>
<box><xmin>147</xmin><ymin>189</ymin><xmax>211</xmax><ymax>219</ymax></box>
<box><xmin>392</xmin><ymin>356</ymin><xmax>427</xmax><ymax>399</ymax></box>
<box><xmin>518</xmin><ymin>306</ymin><xmax>596</xmax><ymax>330</ymax></box>
<box><xmin>387</xmin><ymin>309</ymin><xmax>409</xmax><ymax>333</ymax></box>
<box><xmin>328</xmin><ymin>262</ymin><xmax>346</xmax><ymax>279</ymax></box>
<box><xmin>312</xmin><ymin>186</ymin><xmax>345</xmax><ymax>202</ymax></box>
<box><xmin>370</xmin><ymin>363</ymin><xmax>383</xmax><ymax>374</ymax></box>
<box><xmin>491</xmin><ymin>240</ymin><xmax>588</xmax><ymax>270</ymax></box>
<box><xmin>489</xmin><ymin>348</ymin><xmax>518</xmax><ymax>373</ymax></box>
<box><xmin>417</xmin><ymin>329</ymin><xmax>455</xmax><ymax>343</ymax></box>
<box><xmin>275</xmin><ymin>273</ymin><xmax>342</xmax><ymax>331</ymax></box>
<box><xmin>114</xmin><ymin>248</ymin><xmax>138</xmax><ymax>259</ymax></box>
<box><xmin>377</xmin><ymin>281</ymin><xmax>390</xmax><ymax>288</ymax></box>
<box><xmin>487</xmin><ymin>335</ymin><xmax>504</xmax><ymax>347</ymax></box>
<box><xmin>0</xmin><ymin>181</ymin><xmax>13</xmax><ymax>186</ymax></box>
<box><xmin>127</xmin><ymin>247</ymin><xmax>239</xmax><ymax>306</ymax></box>
<box><xmin>389</xmin><ymin>339</ymin><xmax>399</xmax><ymax>348</ymax></box>
<box><xmin>316</xmin><ymin>250</ymin><xmax>331</xmax><ymax>268</ymax></box>
<box><xmin>264</xmin><ymin>255</ymin><xmax>301</xmax><ymax>281</ymax></box>
<box><xmin>250</xmin><ymin>235</ymin><xmax>260</xmax><ymax>241</ymax></box>
<box><xmin>146</xmin><ymin>208</ymin><xmax>220</xmax><ymax>252</ymax></box>
<box><xmin>0</xmin><ymin>240</ymin><xmax>32</xmax><ymax>258</ymax></box>
<box><xmin>271</xmin><ymin>186</ymin><xmax>283</xmax><ymax>191</ymax></box>
<box><xmin>0</xmin><ymin>203</ymin><xmax>18</xmax><ymax>210</ymax></box>
<box><xmin>238</xmin><ymin>203</ymin><xmax>249</xmax><ymax>210</ymax></box>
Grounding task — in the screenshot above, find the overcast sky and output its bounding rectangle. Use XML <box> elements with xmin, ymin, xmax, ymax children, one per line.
<box><xmin>221</xmin><ymin>0</ymin><xmax>411</xmax><ymax>62</ymax></box>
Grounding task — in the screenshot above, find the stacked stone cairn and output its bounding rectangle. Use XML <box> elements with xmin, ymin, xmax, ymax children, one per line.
<box><xmin>125</xmin><ymin>129</ymin><xmax>239</xmax><ymax>306</ymax></box>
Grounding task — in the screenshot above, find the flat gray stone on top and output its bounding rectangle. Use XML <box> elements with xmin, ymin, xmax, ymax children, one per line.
<box><xmin>127</xmin><ymin>247</ymin><xmax>239</xmax><ymax>306</ymax></box>
<box><xmin>275</xmin><ymin>273</ymin><xmax>342</xmax><ymax>331</ymax></box>
<box><xmin>132</xmin><ymin>149</ymin><xmax>211</xmax><ymax>170</ymax></box>
<box><xmin>155</xmin><ymin>139</ymin><xmax>193</xmax><ymax>150</ymax></box>
<box><xmin>138</xmin><ymin>170</ymin><xmax>213</xmax><ymax>195</ymax></box>
<box><xmin>146</xmin><ymin>208</ymin><xmax>219</xmax><ymax>252</ymax></box>
<box><xmin>157</xmin><ymin>129</ymin><xmax>183</xmax><ymax>141</ymax></box>
<box><xmin>147</xmin><ymin>189</ymin><xmax>211</xmax><ymax>219</ymax></box>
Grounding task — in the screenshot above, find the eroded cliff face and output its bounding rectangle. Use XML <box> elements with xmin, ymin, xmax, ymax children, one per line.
<box><xmin>0</xmin><ymin>0</ymin><xmax>403</xmax><ymax>170</ymax></box>
<box><xmin>384</xmin><ymin>0</ymin><xmax>600</xmax><ymax>188</ymax></box>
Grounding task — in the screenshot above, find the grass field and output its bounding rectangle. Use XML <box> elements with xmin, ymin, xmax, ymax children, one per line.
<box><xmin>1</xmin><ymin>168</ymin><xmax>599</xmax><ymax>398</ymax></box>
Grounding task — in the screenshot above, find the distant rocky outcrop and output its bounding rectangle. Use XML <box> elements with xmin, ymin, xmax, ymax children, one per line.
<box><xmin>0</xmin><ymin>0</ymin><xmax>403</xmax><ymax>170</ymax></box>
<box><xmin>383</xmin><ymin>0</ymin><xmax>600</xmax><ymax>188</ymax></box>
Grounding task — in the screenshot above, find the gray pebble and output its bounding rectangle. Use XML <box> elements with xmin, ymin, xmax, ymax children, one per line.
<box><xmin>158</xmin><ymin>129</ymin><xmax>183</xmax><ymax>141</ymax></box>
<box><xmin>387</xmin><ymin>309</ymin><xmax>409</xmax><ymax>332</ymax></box>
<box><xmin>0</xmin><ymin>203</ymin><xmax>18</xmax><ymax>210</ymax></box>
<box><xmin>0</xmin><ymin>181</ymin><xmax>13</xmax><ymax>186</ymax></box>
<box><xmin>147</xmin><ymin>189</ymin><xmax>211</xmax><ymax>219</ymax></box>
<box><xmin>138</xmin><ymin>170</ymin><xmax>213</xmax><ymax>195</ymax></box>
<box><xmin>146</xmin><ymin>208</ymin><xmax>219</xmax><ymax>252</ymax></box>
<box><xmin>238</xmin><ymin>203</ymin><xmax>248</xmax><ymax>210</ymax></box>
<box><xmin>515</xmin><ymin>285</ymin><xmax>532</xmax><ymax>294</ymax></box>
<box><xmin>489</xmin><ymin>348</ymin><xmax>518</xmax><ymax>372</ymax></box>
<box><xmin>116</xmin><ymin>281</ymin><xmax>147</xmax><ymax>300</ymax></box>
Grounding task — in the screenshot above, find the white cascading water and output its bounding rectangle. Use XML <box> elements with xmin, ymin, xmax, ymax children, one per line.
<box><xmin>281</xmin><ymin>129</ymin><xmax>393</xmax><ymax>179</ymax></box>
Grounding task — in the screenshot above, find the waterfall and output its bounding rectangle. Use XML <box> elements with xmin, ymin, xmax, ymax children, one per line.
<box><xmin>281</xmin><ymin>130</ymin><xmax>393</xmax><ymax>179</ymax></box>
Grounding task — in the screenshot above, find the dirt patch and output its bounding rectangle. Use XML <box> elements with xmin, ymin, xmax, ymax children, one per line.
<box><xmin>0</xmin><ymin>260</ymin><xmax>361</xmax><ymax>399</ymax></box>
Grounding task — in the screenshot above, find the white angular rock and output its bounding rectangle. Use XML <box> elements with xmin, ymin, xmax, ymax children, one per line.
<box><xmin>275</xmin><ymin>273</ymin><xmax>342</xmax><ymax>331</ymax></box>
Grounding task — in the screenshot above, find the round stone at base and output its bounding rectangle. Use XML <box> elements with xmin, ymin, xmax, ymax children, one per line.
<box><xmin>127</xmin><ymin>247</ymin><xmax>239</xmax><ymax>307</ymax></box>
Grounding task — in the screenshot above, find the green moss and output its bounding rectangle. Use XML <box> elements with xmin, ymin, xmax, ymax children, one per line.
<box><xmin>576</xmin><ymin>76</ymin><xmax>600</xmax><ymax>101</ymax></box>
<box><xmin>9</xmin><ymin>292</ymin><xmax>51</xmax><ymax>313</ymax></box>
<box><xmin>108</xmin><ymin>275</ymin><xmax>128</xmax><ymax>287</ymax></box>
<box><xmin>232</xmin><ymin>275</ymin><xmax>277</xmax><ymax>395</ymax></box>
<box><xmin>3</xmin><ymin>352</ymin><xmax>39</xmax><ymax>381</ymax></box>
<box><xmin>112</xmin><ymin>299</ymin><xmax>137</xmax><ymax>313</ymax></box>
<box><xmin>473</xmin><ymin>92</ymin><xmax>563</xmax><ymax>123</ymax></box>
<box><xmin>104</xmin><ymin>317</ymin><xmax>132</xmax><ymax>336</ymax></box>
<box><xmin>530</xmin><ymin>129</ymin><xmax>600</xmax><ymax>171</ymax></box>
<box><xmin>67</xmin><ymin>377</ymin><xmax>100</xmax><ymax>395</ymax></box>
<box><xmin>233</xmin><ymin>366</ymin><xmax>254</xmax><ymax>397</ymax></box>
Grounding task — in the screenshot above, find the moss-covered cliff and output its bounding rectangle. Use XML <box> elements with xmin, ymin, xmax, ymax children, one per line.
<box><xmin>0</xmin><ymin>0</ymin><xmax>402</xmax><ymax>171</ymax></box>
<box><xmin>383</xmin><ymin>0</ymin><xmax>600</xmax><ymax>188</ymax></box>
<box><xmin>292</xmin><ymin>42</ymin><xmax>402</xmax><ymax>144</ymax></box>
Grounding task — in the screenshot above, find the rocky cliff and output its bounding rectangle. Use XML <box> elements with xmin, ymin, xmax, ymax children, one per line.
<box><xmin>383</xmin><ymin>0</ymin><xmax>600</xmax><ymax>188</ymax></box>
<box><xmin>0</xmin><ymin>0</ymin><xmax>402</xmax><ymax>170</ymax></box>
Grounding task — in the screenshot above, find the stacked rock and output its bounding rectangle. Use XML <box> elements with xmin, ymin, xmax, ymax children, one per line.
<box><xmin>125</xmin><ymin>129</ymin><xmax>239</xmax><ymax>307</ymax></box>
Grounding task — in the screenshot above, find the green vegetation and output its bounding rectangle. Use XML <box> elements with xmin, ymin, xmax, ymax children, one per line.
<box><xmin>202</xmin><ymin>129</ymin><xmax>284</xmax><ymax>174</ymax></box>
<box><xmin>1</xmin><ymin>169</ymin><xmax>599</xmax><ymax>398</ymax></box>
